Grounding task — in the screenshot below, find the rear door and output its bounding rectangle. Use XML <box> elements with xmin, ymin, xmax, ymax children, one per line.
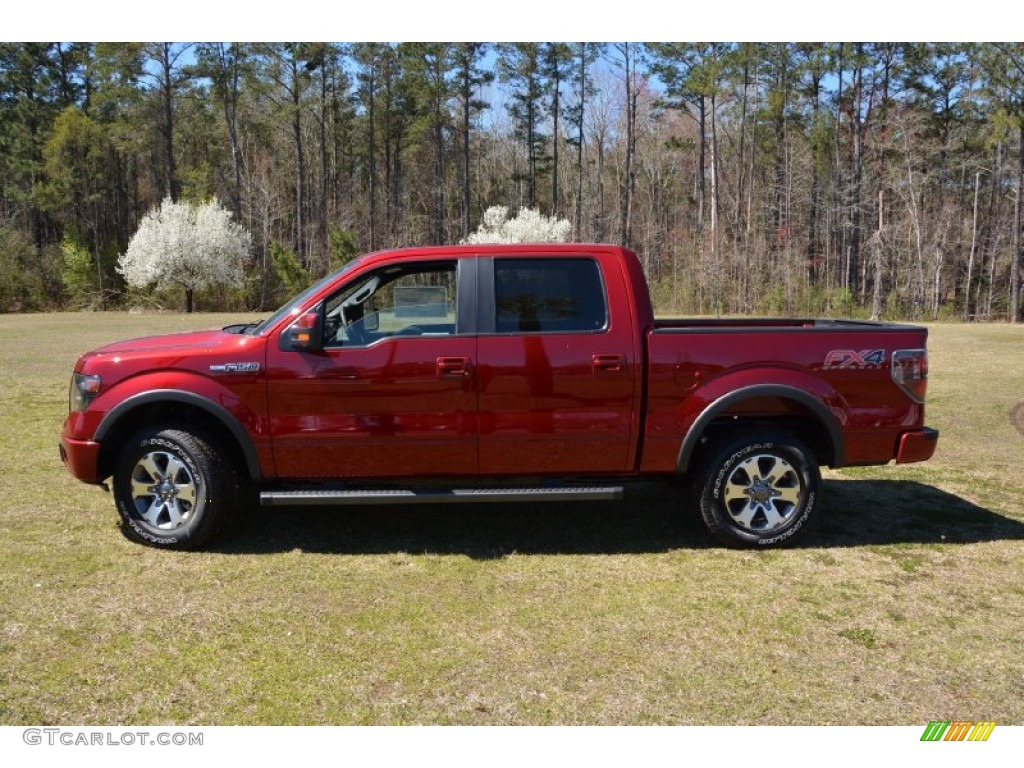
<box><xmin>475</xmin><ymin>254</ymin><xmax>640</xmax><ymax>475</ymax></box>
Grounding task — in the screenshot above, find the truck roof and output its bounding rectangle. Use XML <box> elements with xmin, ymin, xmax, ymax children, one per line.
<box><xmin>357</xmin><ymin>243</ymin><xmax>637</xmax><ymax>260</ymax></box>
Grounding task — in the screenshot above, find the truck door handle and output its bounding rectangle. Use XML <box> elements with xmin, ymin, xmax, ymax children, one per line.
<box><xmin>592</xmin><ymin>354</ymin><xmax>625</xmax><ymax>373</ymax></box>
<box><xmin>327</xmin><ymin>366</ymin><xmax>361</xmax><ymax>380</ymax></box>
<box><xmin>437</xmin><ymin>356</ymin><xmax>472</xmax><ymax>377</ymax></box>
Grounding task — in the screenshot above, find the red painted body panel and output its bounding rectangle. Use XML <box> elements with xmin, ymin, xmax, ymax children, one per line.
<box><xmin>895</xmin><ymin>428</ymin><xmax>939</xmax><ymax>464</ymax></box>
<box><xmin>641</xmin><ymin>325</ymin><xmax>929</xmax><ymax>471</ymax></box>
<box><xmin>476</xmin><ymin>333</ymin><xmax>639</xmax><ymax>474</ymax></box>
<box><xmin>61</xmin><ymin>331</ymin><xmax>273</xmax><ymax>479</ymax></box>
<box><xmin>59</xmin><ymin>432</ymin><xmax>101</xmax><ymax>481</ymax></box>
<box><xmin>266</xmin><ymin>336</ymin><xmax>478</xmax><ymax>478</ymax></box>
<box><xmin>60</xmin><ymin>243</ymin><xmax>937</xmax><ymax>487</ymax></box>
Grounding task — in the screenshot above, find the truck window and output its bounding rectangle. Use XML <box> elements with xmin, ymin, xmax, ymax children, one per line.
<box><xmin>494</xmin><ymin>258</ymin><xmax>607</xmax><ymax>333</ymax></box>
<box><xmin>323</xmin><ymin>261</ymin><xmax>458</xmax><ymax>346</ymax></box>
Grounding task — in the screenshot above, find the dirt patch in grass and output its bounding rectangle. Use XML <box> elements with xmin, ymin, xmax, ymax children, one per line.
<box><xmin>1011</xmin><ymin>402</ymin><xmax>1024</xmax><ymax>437</ymax></box>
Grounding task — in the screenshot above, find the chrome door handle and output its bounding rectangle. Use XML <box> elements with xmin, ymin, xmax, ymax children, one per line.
<box><xmin>592</xmin><ymin>354</ymin><xmax>625</xmax><ymax>373</ymax></box>
<box><xmin>436</xmin><ymin>356</ymin><xmax>472</xmax><ymax>377</ymax></box>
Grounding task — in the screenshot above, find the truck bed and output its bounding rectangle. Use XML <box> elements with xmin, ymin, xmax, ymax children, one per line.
<box><xmin>651</xmin><ymin>317</ymin><xmax>924</xmax><ymax>333</ymax></box>
<box><xmin>641</xmin><ymin>318</ymin><xmax>931</xmax><ymax>473</ymax></box>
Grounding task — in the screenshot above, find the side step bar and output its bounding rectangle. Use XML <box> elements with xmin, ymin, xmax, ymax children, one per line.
<box><xmin>260</xmin><ymin>486</ymin><xmax>624</xmax><ymax>507</ymax></box>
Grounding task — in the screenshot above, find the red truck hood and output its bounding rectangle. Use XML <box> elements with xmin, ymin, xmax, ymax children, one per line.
<box><xmin>91</xmin><ymin>329</ymin><xmax>232</xmax><ymax>355</ymax></box>
<box><xmin>74</xmin><ymin>327</ymin><xmax>265</xmax><ymax>382</ymax></box>
<box><xmin>75</xmin><ymin>328</ymin><xmax>256</xmax><ymax>375</ymax></box>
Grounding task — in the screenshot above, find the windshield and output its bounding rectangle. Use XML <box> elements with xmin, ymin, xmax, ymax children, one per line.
<box><xmin>250</xmin><ymin>256</ymin><xmax>366</xmax><ymax>336</ymax></box>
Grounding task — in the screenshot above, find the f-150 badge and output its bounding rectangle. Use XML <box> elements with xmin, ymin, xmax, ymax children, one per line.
<box><xmin>209</xmin><ymin>362</ymin><xmax>261</xmax><ymax>373</ymax></box>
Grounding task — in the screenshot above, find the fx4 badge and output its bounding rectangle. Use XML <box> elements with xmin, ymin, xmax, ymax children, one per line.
<box><xmin>209</xmin><ymin>362</ymin><xmax>261</xmax><ymax>373</ymax></box>
<box><xmin>824</xmin><ymin>349</ymin><xmax>886</xmax><ymax>369</ymax></box>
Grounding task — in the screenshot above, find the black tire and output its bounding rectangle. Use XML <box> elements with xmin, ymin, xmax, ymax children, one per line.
<box><xmin>695</xmin><ymin>430</ymin><xmax>821</xmax><ymax>548</ymax></box>
<box><xmin>113</xmin><ymin>427</ymin><xmax>237</xmax><ymax>550</ymax></box>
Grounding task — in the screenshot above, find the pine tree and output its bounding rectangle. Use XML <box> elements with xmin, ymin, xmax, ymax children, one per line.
<box><xmin>452</xmin><ymin>43</ymin><xmax>492</xmax><ymax>239</ymax></box>
<box><xmin>498</xmin><ymin>43</ymin><xmax>546</xmax><ymax>209</ymax></box>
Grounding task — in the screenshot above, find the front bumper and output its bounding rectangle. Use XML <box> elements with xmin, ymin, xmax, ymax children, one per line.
<box><xmin>60</xmin><ymin>420</ymin><xmax>102</xmax><ymax>482</ymax></box>
<box><xmin>895</xmin><ymin>427</ymin><xmax>939</xmax><ymax>464</ymax></box>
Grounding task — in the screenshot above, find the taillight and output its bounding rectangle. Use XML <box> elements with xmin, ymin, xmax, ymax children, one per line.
<box><xmin>892</xmin><ymin>349</ymin><xmax>928</xmax><ymax>403</ymax></box>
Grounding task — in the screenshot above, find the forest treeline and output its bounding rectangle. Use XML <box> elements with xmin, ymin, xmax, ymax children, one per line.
<box><xmin>1</xmin><ymin>42</ymin><xmax>1022</xmax><ymax>320</ymax></box>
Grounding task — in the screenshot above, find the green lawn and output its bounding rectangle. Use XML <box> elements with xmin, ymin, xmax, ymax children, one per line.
<box><xmin>0</xmin><ymin>313</ymin><xmax>1022</xmax><ymax>725</ymax></box>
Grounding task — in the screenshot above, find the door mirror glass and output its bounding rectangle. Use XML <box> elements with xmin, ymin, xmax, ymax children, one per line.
<box><xmin>281</xmin><ymin>308</ymin><xmax>323</xmax><ymax>352</ymax></box>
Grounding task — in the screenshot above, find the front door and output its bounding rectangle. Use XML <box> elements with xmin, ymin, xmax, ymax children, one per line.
<box><xmin>266</xmin><ymin>259</ymin><xmax>478</xmax><ymax>480</ymax></box>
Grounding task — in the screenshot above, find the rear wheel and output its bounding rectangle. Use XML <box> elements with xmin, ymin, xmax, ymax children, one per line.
<box><xmin>113</xmin><ymin>427</ymin><xmax>237</xmax><ymax>549</ymax></box>
<box><xmin>695</xmin><ymin>430</ymin><xmax>821</xmax><ymax>548</ymax></box>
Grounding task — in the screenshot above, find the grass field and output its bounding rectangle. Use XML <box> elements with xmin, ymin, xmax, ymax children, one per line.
<box><xmin>0</xmin><ymin>313</ymin><xmax>1022</xmax><ymax>725</ymax></box>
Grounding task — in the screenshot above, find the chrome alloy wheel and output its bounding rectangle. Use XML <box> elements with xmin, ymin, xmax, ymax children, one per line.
<box><xmin>129</xmin><ymin>450</ymin><xmax>199</xmax><ymax>530</ymax></box>
<box><xmin>722</xmin><ymin>453</ymin><xmax>803</xmax><ymax>532</ymax></box>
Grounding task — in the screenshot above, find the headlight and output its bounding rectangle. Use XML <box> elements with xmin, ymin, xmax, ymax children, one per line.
<box><xmin>69</xmin><ymin>373</ymin><xmax>102</xmax><ymax>412</ymax></box>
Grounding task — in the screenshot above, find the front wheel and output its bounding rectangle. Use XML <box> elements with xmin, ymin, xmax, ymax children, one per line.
<box><xmin>695</xmin><ymin>430</ymin><xmax>821</xmax><ymax>548</ymax></box>
<box><xmin>113</xmin><ymin>427</ymin><xmax>237</xmax><ymax>549</ymax></box>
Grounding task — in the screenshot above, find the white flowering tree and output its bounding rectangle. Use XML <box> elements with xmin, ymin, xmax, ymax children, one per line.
<box><xmin>118</xmin><ymin>197</ymin><xmax>252</xmax><ymax>312</ymax></box>
<box><xmin>463</xmin><ymin>206</ymin><xmax>572</xmax><ymax>244</ymax></box>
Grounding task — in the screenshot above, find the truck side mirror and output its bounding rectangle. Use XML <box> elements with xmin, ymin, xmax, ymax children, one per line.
<box><xmin>281</xmin><ymin>308</ymin><xmax>323</xmax><ymax>352</ymax></box>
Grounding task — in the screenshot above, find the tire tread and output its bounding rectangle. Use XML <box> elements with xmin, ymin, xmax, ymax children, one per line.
<box><xmin>114</xmin><ymin>426</ymin><xmax>237</xmax><ymax>550</ymax></box>
<box><xmin>695</xmin><ymin>429</ymin><xmax>821</xmax><ymax>548</ymax></box>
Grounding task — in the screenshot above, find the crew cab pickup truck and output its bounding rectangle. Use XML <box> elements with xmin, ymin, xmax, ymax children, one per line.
<box><xmin>60</xmin><ymin>244</ymin><xmax>938</xmax><ymax>549</ymax></box>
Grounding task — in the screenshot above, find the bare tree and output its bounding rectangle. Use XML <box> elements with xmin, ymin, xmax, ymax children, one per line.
<box><xmin>143</xmin><ymin>43</ymin><xmax>191</xmax><ymax>201</ymax></box>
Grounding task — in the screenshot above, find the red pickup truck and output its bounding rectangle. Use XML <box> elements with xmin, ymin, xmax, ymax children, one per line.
<box><xmin>61</xmin><ymin>244</ymin><xmax>937</xmax><ymax>549</ymax></box>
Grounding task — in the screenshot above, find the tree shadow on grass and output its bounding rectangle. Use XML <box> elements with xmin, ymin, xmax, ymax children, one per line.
<box><xmin>210</xmin><ymin>479</ymin><xmax>1024</xmax><ymax>558</ymax></box>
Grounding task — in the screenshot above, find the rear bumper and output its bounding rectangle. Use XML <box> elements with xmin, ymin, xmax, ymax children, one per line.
<box><xmin>60</xmin><ymin>432</ymin><xmax>102</xmax><ymax>482</ymax></box>
<box><xmin>895</xmin><ymin>427</ymin><xmax>939</xmax><ymax>464</ymax></box>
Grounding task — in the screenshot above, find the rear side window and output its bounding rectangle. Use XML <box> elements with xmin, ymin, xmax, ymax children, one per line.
<box><xmin>494</xmin><ymin>258</ymin><xmax>607</xmax><ymax>333</ymax></box>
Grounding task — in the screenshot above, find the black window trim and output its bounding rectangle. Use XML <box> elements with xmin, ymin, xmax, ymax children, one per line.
<box><xmin>476</xmin><ymin>255</ymin><xmax>610</xmax><ymax>336</ymax></box>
